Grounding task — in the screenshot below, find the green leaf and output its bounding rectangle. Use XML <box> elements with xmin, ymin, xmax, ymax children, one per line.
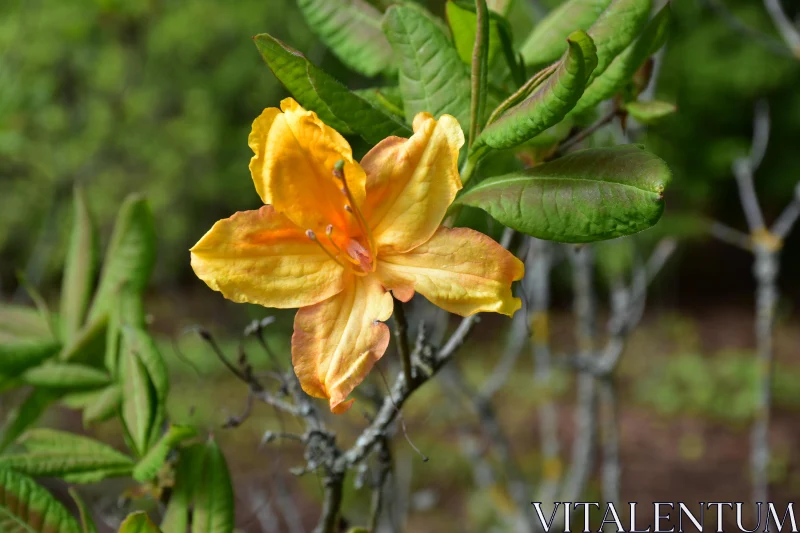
<box><xmin>520</xmin><ymin>0</ymin><xmax>612</xmax><ymax>68</ymax></box>
<box><xmin>86</xmin><ymin>194</ymin><xmax>156</xmax><ymax>325</ymax></box>
<box><xmin>105</xmin><ymin>286</ymin><xmax>147</xmax><ymax>378</ymax></box>
<box><xmin>60</xmin><ymin>187</ymin><xmax>98</xmax><ymax>343</ymax></box>
<box><xmin>383</xmin><ymin>5</ymin><xmax>472</xmax><ymax>129</ymax></box>
<box><xmin>253</xmin><ymin>34</ymin><xmax>411</xmax><ymax>144</ymax></box>
<box><xmin>22</xmin><ymin>363</ymin><xmax>111</xmax><ymax>389</ymax></box>
<box><xmin>192</xmin><ymin>438</ymin><xmax>235</xmax><ymax>533</ymax></box>
<box><xmin>161</xmin><ymin>444</ymin><xmax>205</xmax><ymax>533</ymax></box>
<box><xmin>296</xmin><ymin>0</ymin><xmax>395</xmax><ymax>77</ymax></box>
<box><xmin>69</xmin><ymin>488</ymin><xmax>99</xmax><ymax>533</ymax></box>
<box><xmin>457</xmin><ymin>145</ymin><xmax>671</xmax><ymax>242</ymax></box>
<box><xmin>569</xmin><ymin>3</ymin><xmax>671</xmax><ymax>117</ymax></box>
<box><xmin>586</xmin><ymin>0</ymin><xmax>652</xmax><ymax>82</ymax></box>
<box><xmin>118</xmin><ymin>512</ymin><xmax>163</xmax><ymax>533</ymax></box>
<box><xmin>120</xmin><ymin>348</ymin><xmax>155</xmax><ymax>457</ymax></box>
<box><xmin>61</xmin><ymin>388</ymin><xmax>106</xmax><ymax>410</ymax></box>
<box><xmin>446</xmin><ymin>1</ymin><xmax>503</xmax><ymax>65</ymax></box>
<box><xmin>468</xmin><ymin>0</ymin><xmax>490</xmax><ymax>148</ymax></box>
<box><xmin>83</xmin><ymin>384</ymin><xmax>122</xmax><ymax>426</ymax></box>
<box><xmin>0</xmin><ymin>428</ymin><xmax>134</xmax><ymax>483</ymax></box>
<box><xmin>0</xmin><ymin>303</ymin><xmax>53</xmax><ymax>341</ymax></box>
<box><xmin>625</xmin><ymin>99</ymin><xmax>677</xmax><ymax>124</ymax></box>
<box><xmin>352</xmin><ymin>86</ymin><xmax>405</xmax><ymax>118</ymax></box>
<box><xmin>0</xmin><ymin>389</ymin><xmax>61</xmax><ymax>452</ymax></box>
<box><xmin>120</xmin><ymin>326</ymin><xmax>168</xmax><ymax>448</ymax></box>
<box><xmin>133</xmin><ymin>425</ymin><xmax>197</xmax><ymax>483</ymax></box>
<box><xmin>0</xmin><ymin>339</ymin><xmax>60</xmax><ymax>376</ymax></box>
<box><xmin>59</xmin><ymin>315</ymin><xmax>108</xmax><ymax>365</ymax></box>
<box><xmin>0</xmin><ymin>467</ymin><xmax>82</xmax><ymax>533</ymax></box>
<box><xmin>475</xmin><ymin>31</ymin><xmax>594</xmax><ymax>151</ymax></box>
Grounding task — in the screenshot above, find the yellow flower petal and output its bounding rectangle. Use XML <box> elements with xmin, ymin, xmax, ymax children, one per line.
<box><xmin>377</xmin><ymin>227</ymin><xmax>523</xmax><ymax>317</ymax></box>
<box><xmin>190</xmin><ymin>206</ymin><xmax>345</xmax><ymax>308</ymax></box>
<box><xmin>361</xmin><ymin>112</ymin><xmax>464</xmax><ymax>254</ymax></box>
<box><xmin>292</xmin><ymin>274</ymin><xmax>393</xmax><ymax>413</ymax></box>
<box><xmin>248</xmin><ymin>98</ymin><xmax>369</xmax><ymax>253</ymax></box>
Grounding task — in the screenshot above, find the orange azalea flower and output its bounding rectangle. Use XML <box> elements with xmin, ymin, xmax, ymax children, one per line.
<box><xmin>190</xmin><ymin>98</ymin><xmax>524</xmax><ymax>413</ymax></box>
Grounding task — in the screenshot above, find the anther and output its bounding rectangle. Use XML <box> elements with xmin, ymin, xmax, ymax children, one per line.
<box><xmin>305</xmin><ymin>229</ymin><xmax>316</xmax><ymax>240</ymax></box>
<box><xmin>344</xmin><ymin>205</ymin><xmax>353</xmax><ymax>213</ymax></box>
<box><xmin>326</xmin><ymin>224</ymin><xmax>334</xmax><ymax>237</ymax></box>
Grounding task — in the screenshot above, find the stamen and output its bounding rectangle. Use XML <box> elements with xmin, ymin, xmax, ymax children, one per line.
<box><xmin>325</xmin><ymin>224</ymin><xmax>358</xmax><ymax>266</ymax></box>
<box><xmin>332</xmin><ymin>160</ymin><xmax>375</xmax><ymax>255</ymax></box>
<box><xmin>306</xmin><ymin>230</ymin><xmax>347</xmax><ymax>269</ymax></box>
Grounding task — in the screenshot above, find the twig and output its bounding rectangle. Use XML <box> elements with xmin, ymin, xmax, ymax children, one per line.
<box><xmin>369</xmin><ymin>438</ymin><xmax>393</xmax><ymax>532</ymax></box>
<box><xmin>763</xmin><ymin>0</ymin><xmax>800</xmax><ymax>56</ymax></box>
<box><xmin>733</xmin><ymin>100</ymin><xmax>769</xmax><ymax>232</ymax></box>
<box><xmin>556</xmin><ymin>107</ymin><xmax>618</xmax><ymax>156</ymax></box>
<box><xmin>392</xmin><ymin>297</ymin><xmax>413</xmax><ymax>386</ymax></box>
<box><xmin>710</xmin><ymin>221</ymin><xmax>752</xmax><ymax>251</ymax></box>
<box><xmin>701</xmin><ymin>0</ymin><xmax>794</xmax><ymax>57</ymax></box>
<box><xmin>771</xmin><ymin>182</ymin><xmax>800</xmax><ymax>239</ymax></box>
<box><xmin>314</xmin><ymin>475</ymin><xmax>344</xmax><ymax>533</ymax></box>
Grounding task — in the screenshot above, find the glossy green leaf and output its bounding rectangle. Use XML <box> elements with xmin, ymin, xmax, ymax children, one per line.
<box><xmin>0</xmin><ymin>339</ymin><xmax>60</xmax><ymax>376</ymax></box>
<box><xmin>59</xmin><ymin>315</ymin><xmax>107</xmax><ymax>365</ymax></box>
<box><xmin>475</xmin><ymin>32</ymin><xmax>594</xmax><ymax>151</ymax></box>
<box><xmin>22</xmin><ymin>363</ymin><xmax>110</xmax><ymax>389</ymax></box>
<box><xmin>520</xmin><ymin>0</ymin><xmax>611</xmax><ymax>67</ymax></box>
<box><xmin>0</xmin><ymin>303</ymin><xmax>53</xmax><ymax>341</ymax></box>
<box><xmin>192</xmin><ymin>438</ymin><xmax>235</xmax><ymax>533</ymax></box>
<box><xmin>625</xmin><ymin>99</ymin><xmax>677</xmax><ymax>123</ymax></box>
<box><xmin>0</xmin><ymin>389</ymin><xmax>61</xmax><ymax>451</ymax></box>
<box><xmin>446</xmin><ymin>1</ymin><xmax>503</xmax><ymax>65</ymax></box>
<box><xmin>133</xmin><ymin>425</ymin><xmax>197</xmax><ymax>483</ymax></box>
<box><xmin>161</xmin><ymin>444</ymin><xmax>205</xmax><ymax>533</ymax></box>
<box><xmin>570</xmin><ymin>3</ymin><xmax>671</xmax><ymax>117</ymax></box>
<box><xmin>586</xmin><ymin>0</ymin><xmax>652</xmax><ymax>82</ymax></box>
<box><xmin>60</xmin><ymin>187</ymin><xmax>97</xmax><ymax>343</ymax></box>
<box><xmin>120</xmin><ymin>349</ymin><xmax>155</xmax><ymax>457</ymax></box>
<box><xmin>352</xmin><ymin>86</ymin><xmax>405</xmax><ymax>118</ymax></box>
<box><xmin>69</xmin><ymin>488</ymin><xmax>99</xmax><ymax>533</ymax></box>
<box><xmin>0</xmin><ymin>429</ymin><xmax>134</xmax><ymax>483</ymax></box>
<box><xmin>86</xmin><ymin>194</ymin><xmax>156</xmax><ymax>325</ymax></box>
<box><xmin>254</xmin><ymin>34</ymin><xmax>410</xmax><ymax>143</ymax></box>
<box><xmin>118</xmin><ymin>512</ymin><xmax>163</xmax><ymax>533</ymax></box>
<box><xmin>83</xmin><ymin>384</ymin><xmax>122</xmax><ymax>426</ymax></box>
<box><xmin>457</xmin><ymin>145</ymin><xmax>671</xmax><ymax>242</ymax></box>
<box><xmin>383</xmin><ymin>5</ymin><xmax>472</xmax><ymax>129</ymax></box>
<box><xmin>0</xmin><ymin>467</ymin><xmax>82</xmax><ymax>533</ymax></box>
<box><xmin>297</xmin><ymin>0</ymin><xmax>394</xmax><ymax>77</ymax></box>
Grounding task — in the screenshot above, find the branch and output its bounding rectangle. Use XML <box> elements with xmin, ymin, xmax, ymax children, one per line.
<box><xmin>556</xmin><ymin>106</ymin><xmax>618</xmax><ymax>156</ymax></box>
<box><xmin>710</xmin><ymin>221</ymin><xmax>753</xmax><ymax>251</ymax></box>
<box><xmin>392</xmin><ymin>296</ymin><xmax>413</xmax><ymax>385</ymax></box>
<box><xmin>733</xmin><ymin>100</ymin><xmax>770</xmax><ymax>232</ymax></box>
<box><xmin>763</xmin><ymin>0</ymin><xmax>800</xmax><ymax>56</ymax></box>
<box><xmin>702</xmin><ymin>0</ymin><xmax>794</xmax><ymax>57</ymax></box>
<box><xmin>314</xmin><ymin>476</ymin><xmax>344</xmax><ymax>533</ymax></box>
<box><xmin>771</xmin><ymin>182</ymin><xmax>800</xmax><ymax>240</ymax></box>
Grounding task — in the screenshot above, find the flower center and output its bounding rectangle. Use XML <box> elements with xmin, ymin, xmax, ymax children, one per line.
<box><xmin>304</xmin><ymin>160</ymin><xmax>374</xmax><ymax>275</ymax></box>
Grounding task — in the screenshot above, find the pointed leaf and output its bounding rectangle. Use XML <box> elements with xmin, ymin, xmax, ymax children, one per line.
<box><xmin>475</xmin><ymin>32</ymin><xmax>594</xmax><ymax>151</ymax></box>
<box><xmin>120</xmin><ymin>349</ymin><xmax>155</xmax><ymax>457</ymax></box>
<box><xmin>383</xmin><ymin>5</ymin><xmax>472</xmax><ymax>129</ymax></box>
<box><xmin>569</xmin><ymin>3</ymin><xmax>671</xmax><ymax>117</ymax></box>
<box><xmin>161</xmin><ymin>444</ymin><xmax>205</xmax><ymax>533</ymax></box>
<box><xmin>0</xmin><ymin>467</ymin><xmax>82</xmax><ymax>533</ymax></box>
<box><xmin>83</xmin><ymin>384</ymin><xmax>122</xmax><ymax>426</ymax></box>
<box><xmin>520</xmin><ymin>0</ymin><xmax>612</xmax><ymax>67</ymax></box>
<box><xmin>192</xmin><ymin>438</ymin><xmax>235</xmax><ymax>533</ymax></box>
<box><xmin>86</xmin><ymin>194</ymin><xmax>156</xmax><ymax>324</ymax></box>
<box><xmin>352</xmin><ymin>86</ymin><xmax>405</xmax><ymax>118</ymax></box>
<box><xmin>133</xmin><ymin>425</ymin><xmax>197</xmax><ymax>483</ymax></box>
<box><xmin>0</xmin><ymin>303</ymin><xmax>53</xmax><ymax>341</ymax></box>
<box><xmin>254</xmin><ymin>34</ymin><xmax>411</xmax><ymax>143</ymax></box>
<box><xmin>119</xmin><ymin>512</ymin><xmax>163</xmax><ymax>533</ymax></box>
<box><xmin>69</xmin><ymin>488</ymin><xmax>99</xmax><ymax>533</ymax></box>
<box><xmin>22</xmin><ymin>363</ymin><xmax>111</xmax><ymax>389</ymax></box>
<box><xmin>0</xmin><ymin>389</ymin><xmax>61</xmax><ymax>451</ymax></box>
<box><xmin>120</xmin><ymin>326</ymin><xmax>168</xmax><ymax>448</ymax></box>
<box><xmin>586</xmin><ymin>0</ymin><xmax>652</xmax><ymax>82</ymax></box>
<box><xmin>61</xmin><ymin>187</ymin><xmax>98</xmax><ymax>343</ymax></box>
<box><xmin>105</xmin><ymin>286</ymin><xmax>147</xmax><ymax>378</ymax></box>
<box><xmin>59</xmin><ymin>315</ymin><xmax>107</xmax><ymax>365</ymax></box>
<box><xmin>457</xmin><ymin>145</ymin><xmax>671</xmax><ymax>242</ymax></box>
<box><xmin>625</xmin><ymin>99</ymin><xmax>677</xmax><ymax>123</ymax></box>
<box><xmin>0</xmin><ymin>429</ymin><xmax>134</xmax><ymax>482</ymax></box>
<box><xmin>297</xmin><ymin>0</ymin><xmax>395</xmax><ymax>77</ymax></box>
<box><xmin>0</xmin><ymin>339</ymin><xmax>60</xmax><ymax>376</ymax></box>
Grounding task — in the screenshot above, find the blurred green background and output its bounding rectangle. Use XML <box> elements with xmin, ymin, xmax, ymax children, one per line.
<box><xmin>1</xmin><ymin>0</ymin><xmax>800</xmax><ymax>530</ymax></box>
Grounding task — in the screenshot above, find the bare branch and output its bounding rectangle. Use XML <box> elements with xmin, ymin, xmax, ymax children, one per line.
<box><xmin>771</xmin><ymin>182</ymin><xmax>800</xmax><ymax>239</ymax></box>
<box><xmin>710</xmin><ymin>221</ymin><xmax>753</xmax><ymax>251</ymax></box>
<box><xmin>763</xmin><ymin>0</ymin><xmax>800</xmax><ymax>56</ymax></box>
<box><xmin>733</xmin><ymin>101</ymin><xmax>770</xmax><ymax>232</ymax></box>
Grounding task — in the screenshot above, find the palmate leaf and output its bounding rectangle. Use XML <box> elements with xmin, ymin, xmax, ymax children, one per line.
<box><xmin>520</xmin><ymin>0</ymin><xmax>612</xmax><ymax>68</ymax></box>
<box><xmin>254</xmin><ymin>34</ymin><xmax>411</xmax><ymax>144</ymax></box>
<box><xmin>383</xmin><ymin>5</ymin><xmax>472</xmax><ymax>130</ymax></box>
<box><xmin>0</xmin><ymin>467</ymin><xmax>82</xmax><ymax>533</ymax></box>
<box><xmin>192</xmin><ymin>438</ymin><xmax>235</xmax><ymax>533</ymax></box>
<box><xmin>118</xmin><ymin>512</ymin><xmax>163</xmax><ymax>533</ymax></box>
<box><xmin>569</xmin><ymin>2</ymin><xmax>671</xmax><ymax>117</ymax></box>
<box><xmin>0</xmin><ymin>428</ymin><xmax>134</xmax><ymax>483</ymax></box>
<box><xmin>457</xmin><ymin>145</ymin><xmax>671</xmax><ymax>242</ymax></box>
<box><xmin>86</xmin><ymin>194</ymin><xmax>156</xmax><ymax>325</ymax></box>
<box><xmin>296</xmin><ymin>0</ymin><xmax>395</xmax><ymax>77</ymax></box>
<box><xmin>60</xmin><ymin>187</ymin><xmax>98</xmax><ymax>343</ymax></box>
<box><xmin>474</xmin><ymin>31</ymin><xmax>595</xmax><ymax>152</ymax></box>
